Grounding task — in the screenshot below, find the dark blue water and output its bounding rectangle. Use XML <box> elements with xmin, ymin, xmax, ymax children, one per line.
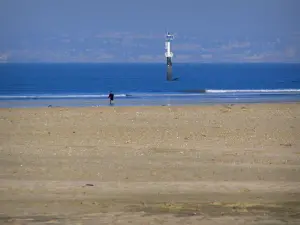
<box><xmin>0</xmin><ymin>63</ymin><xmax>300</xmax><ymax>107</ymax></box>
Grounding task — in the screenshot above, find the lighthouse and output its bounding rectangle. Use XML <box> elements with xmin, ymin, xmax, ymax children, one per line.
<box><xmin>165</xmin><ymin>32</ymin><xmax>174</xmax><ymax>81</ymax></box>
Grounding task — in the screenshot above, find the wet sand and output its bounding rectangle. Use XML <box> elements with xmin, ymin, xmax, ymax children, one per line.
<box><xmin>0</xmin><ymin>103</ymin><xmax>300</xmax><ymax>224</ymax></box>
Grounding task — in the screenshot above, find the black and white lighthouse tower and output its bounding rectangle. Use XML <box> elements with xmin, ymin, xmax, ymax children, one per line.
<box><xmin>165</xmin><ymin>32</ymin><xmax>174</xmax><ymax>81</ymax></box>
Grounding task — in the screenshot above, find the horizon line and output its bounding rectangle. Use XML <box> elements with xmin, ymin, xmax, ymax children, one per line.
<box><xmin>1</xmin><ymin>61</ymin><xmax>300</xmax><ymax>65</ymax></box>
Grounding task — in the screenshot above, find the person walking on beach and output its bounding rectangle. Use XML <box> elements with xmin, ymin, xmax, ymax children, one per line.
<box><xmin>108</xmin><ymin>91</ymin><xmax>114</xmax><ymax>105</ymax></box>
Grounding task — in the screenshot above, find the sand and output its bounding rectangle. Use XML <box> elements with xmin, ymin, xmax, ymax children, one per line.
<box><xmin>0</xmin><ymin>103</ymin><xmax>300</xmax><ymax>224</ymax></box>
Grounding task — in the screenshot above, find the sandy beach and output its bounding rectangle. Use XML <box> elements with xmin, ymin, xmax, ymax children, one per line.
<box><xmin>0</xmin><ymin>103</ymin><xmax>300</xmax><ymax>224</ymax></box>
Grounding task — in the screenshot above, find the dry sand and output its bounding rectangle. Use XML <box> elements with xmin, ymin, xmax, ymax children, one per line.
<box><xmin>0</xmin><ymin>103</ymin><xmax>300</xmax><ymax>224</ymax></box>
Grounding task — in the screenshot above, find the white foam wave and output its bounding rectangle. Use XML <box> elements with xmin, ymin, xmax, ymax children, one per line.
<box><xmin>0</xmin><ymin>89</ymin><xmax>300</xmax><ymax>100</ymax></box>
<box><xmin>0</xmin><ymin>94</ymin><xmax>127</xmax><ymax>99</ymax></box>
<box><xmin>205</xmin><ymin>89</ymin><xmax>300</xmax><ymax>93</ymax></box>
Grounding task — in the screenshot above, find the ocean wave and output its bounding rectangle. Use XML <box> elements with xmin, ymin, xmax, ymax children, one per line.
<box><xmin>0</xmin><ymin>94</ymin><xmax>128</xmax><ymax>99</ymax></box>
<box><xmin>205</xmin><ymin>89</ymin><xmax>300</xmax><ymax>93</ymax></box>
<box><xmin>0</xmin><ymin>93</ymin><xmax>205</xmax><ymax>99</ymax></box>
<box><xmin>127</xmin><ymin>89</ymin><xmax>300</xmax><ymax>96</ymax></box>
<box><xmin>0</xmin><ymin>89</ymin><xmax>300</xmax><ymax>100</ymax></box>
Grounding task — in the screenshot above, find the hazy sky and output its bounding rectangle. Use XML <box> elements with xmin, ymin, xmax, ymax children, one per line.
<box><xmin>0</xmin><ymin>0</ymin><xmax>299</xmax><ymax>62</ymax></box>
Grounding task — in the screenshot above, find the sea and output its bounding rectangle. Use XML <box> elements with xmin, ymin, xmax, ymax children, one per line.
<box><xmin>0</xmin><ymin>63</ymin><xmax>300</xmax><ymax>108</ymax></box>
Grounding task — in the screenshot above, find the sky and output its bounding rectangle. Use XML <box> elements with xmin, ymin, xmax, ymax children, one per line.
<box><xmin>0</xmin><ymin>0</ymin><xmax>299</xmax><ymax>63</ymax></box>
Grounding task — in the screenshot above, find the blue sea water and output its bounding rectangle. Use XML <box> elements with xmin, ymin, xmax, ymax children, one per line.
<box><xmin>0</xmin><ymin>63</ymin><xmax>300</xmax><ymax>107</ymax></box>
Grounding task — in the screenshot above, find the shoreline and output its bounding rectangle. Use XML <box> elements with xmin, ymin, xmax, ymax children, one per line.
<box><xmin>1</xmin><ymin>101</ymin><xmax>300</xmax><ymax>110</ymax></box>
<box><xmin>1</xmin><ymin>89</ymin><xmax>300</xmax><ymax>108</ymax></box>
<box><xmin>1</xmin><ymin>97</ymin><xmax>300</xmax><ymax>108</ymax></box>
